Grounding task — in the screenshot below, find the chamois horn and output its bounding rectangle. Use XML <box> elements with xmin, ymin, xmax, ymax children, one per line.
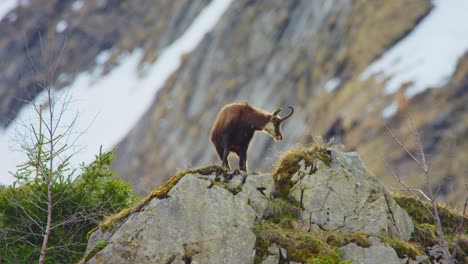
<box><xmin>280</xmin><ymin>106</ymin><xmax>294</xmax><ymax>122</ymax></box>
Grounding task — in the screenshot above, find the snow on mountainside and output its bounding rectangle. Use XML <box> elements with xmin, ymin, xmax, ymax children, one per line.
<box><xmin>0</xmin><ymin>0</ymin><xmax>467</xmax><ymax>208</ymax></box>
<box><xmin>0</xmin><ymin>1</ymin><xmax>19</xmax><ymax>21</ymax></box>
<box><xmin>362</xmin><ymin>0</ymin><xmax>468</xmax><ymax>98</ymax></box>
<box><xmin>0</xmin><ymin>0</ymin><xmax>232</xmax><ymax>185</ymax></box>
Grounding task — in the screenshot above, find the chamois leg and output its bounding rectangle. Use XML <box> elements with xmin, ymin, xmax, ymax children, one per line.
<box><xmin>238</xmin><ymin>147</ymin><xmax>247</xmax><ymax>171</ymax></box>
<box><xmin>215</xmin><ymin>145</ymin><xmax>224</xmax><ymax>162</ymax></box>
<box><xmin>221</xmin><ymin>137</ymin><xmax>231</xmax><ymax>169</ymax></box>
<box><xmin>222</xmin><ymin>149</ymin><xmax>230</xmax><ymax>169</ymax></box>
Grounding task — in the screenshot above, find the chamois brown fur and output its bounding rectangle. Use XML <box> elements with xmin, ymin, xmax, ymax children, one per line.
<box><xmin>211</xmin><ymin>101</ymin><xmax>294</xmax><ymax>171</ymax></box>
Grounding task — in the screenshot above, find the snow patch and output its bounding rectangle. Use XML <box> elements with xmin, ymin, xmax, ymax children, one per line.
<box><xmin>0</xmin><ymin>0</ymin><xmax>18</xmax><ymax>21</ymax></box>
<box><xmin>95</xmin><ymin>50</ymin><xmax>113</xmax><ymax>65</ymax></box>
<box><xmin>361</xmin><ymin>0</ymin><xmax>468</xmax><ymax>98</ymax></box>
<box><xmin>0</xmin><ymin>0</ymin><xmax>233</xmax><ymax>185</ymax></box>
<box><xmin>56</xmin><ymin>20</ymin><xmax>68</xmax><ymax>33</ymax></box>
<box><xmin>382</xmin><ymin>102</ymin><xmax>398</xmax><ymax>119</ymax></box>
<box><xmin>72</xmin><ymin>0</ymin><xmax>84</xmax><ymax>11</ymax></box>
<box><xmin>324</xmin><ymin>77</ymin><xmax>341</xmax><ymax>92</ymax></box>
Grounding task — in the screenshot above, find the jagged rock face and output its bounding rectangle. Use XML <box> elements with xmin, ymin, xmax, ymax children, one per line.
<box><xmin>289</xmin><ymin>150</ymin><xmax>414</xmax><ymax>240</ymax></box>
<box><xmin>86</xmin><ymin>174</ymin><xmax>260</xmax><ymax>264</ymax></box>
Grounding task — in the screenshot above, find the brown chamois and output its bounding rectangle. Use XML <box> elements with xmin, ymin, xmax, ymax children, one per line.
<box><xmin>210</xmin><ymin>102</ymin><xmax>294</xmax><ymax>171</ymax></box>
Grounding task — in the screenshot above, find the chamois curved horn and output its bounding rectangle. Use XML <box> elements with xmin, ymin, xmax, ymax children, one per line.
<box><xmin>280</xmin><ymin>106</ymin><xmax>294</xmax><ymax>122</ymax></box>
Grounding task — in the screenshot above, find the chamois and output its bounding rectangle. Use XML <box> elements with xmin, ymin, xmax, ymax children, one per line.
<box><xmin>210</xmin><ymin>102</ymin><xmax>294</xmax><ymax>171</ymax></box>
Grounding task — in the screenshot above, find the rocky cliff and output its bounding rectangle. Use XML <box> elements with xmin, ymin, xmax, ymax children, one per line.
<box><xmin>110</xmin><ymin>0</ymin><xmax>463</xmax><ymax>207</ymax></box>
<box><xmin>0</xmin><ymin>0</ymin><xmax>209</xmax><ymax>126</ymax></box>
<box><xmin>82</xmin><ymin>147</ymin><xmax>467</xmax><ymax>263</ymax></box>
<box><xmin>1</xmin><ymin>0</ymin><xmax>467</xmax><ymax>208</ymax></box>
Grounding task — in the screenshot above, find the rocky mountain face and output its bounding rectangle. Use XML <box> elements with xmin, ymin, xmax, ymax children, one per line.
<box><xmin>111</xmin><ymin>0</ymin><xmax>465</xmax><ymax>203</ymax></box>
<box><xmin>0</xmin><ymin>0</ymin><xmax>209</xmax><ymax>126</ymax></box>
<box><xmin>82</xmin><ymin>148</ymin><xmax>466</xmax><ymax>263</ymax></box>
<box><xmin>1</xmin><ymin>0</ymin><xmax>466</xmax><ymax>207</ymax></box>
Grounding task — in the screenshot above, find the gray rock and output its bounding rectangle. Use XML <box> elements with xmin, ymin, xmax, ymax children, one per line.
<box><xmin>262</xmin><ymin>255</ymin><xmax>279</xmax><ymax>264</ymax></box>
<box><xmin>228</xmin><ymin>174</ymin><xmax>244</xmax><ymax>190</ymax></box>
<box><xmin>341</xmin><ymin>236</ymin><xmax>402</xmax><ymax>264</ymax></box>
<box><xmin>238</xmin><ymin>173</ymin><xmax>275</xmax><ymax>218</ymax></box>
<box><xmin>290</xmin><ymin>150</ymin><xmax>414</xmax><ymax>240</ymax></box>
<box><xmin>87</xmin><ymin>175</ymin><xmax>257</xmax><ymax>264</ymax></box>
<box><xmin>427</xmin><ymin>244</ymin><xmax>449</xmax><ymax>264</ymax></box>
<box><xmin>267</xmin><ymin>243</ymin><xmax>280</xmax><ymax>255</ymax></box>
<box><xmin>261</xmin><ymin>243</ymin><xmax>280</xmax><ymax>264</ymax></box>
<box><xmin>400</xmin><ymin>255</ymin><xmax>430</xmax><ymax>264</ymax></box>
<box><xmin>279</xmin><ymin>247</ymin><xmax>287</xmax><ymax>259</ymax></box>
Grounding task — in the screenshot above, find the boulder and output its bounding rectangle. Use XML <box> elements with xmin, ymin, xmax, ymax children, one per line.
<box><xmin>238</xmin><ymin>173</ymin><xmax>275</xmax><ymax>218</ymax></box>
<box><xmin>86</xmin><ymin>175</ymin><xmax>257</xmax><ymax>264</ymax></box>
<box><xmin>341</xmin><ymin>236</ymin><xmax>404</xmax><ymax>264</ymax></box>
<box><xmin>289</xmin><ymin>149</ymin><xmax>414</xmax><ymax>240</ymax></box>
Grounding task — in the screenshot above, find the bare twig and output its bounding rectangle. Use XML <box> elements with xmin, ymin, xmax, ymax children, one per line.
<box><xmin>386</xmin><ymin>110</ymin><xmax>455</xmax><ymax>263</ymax></box>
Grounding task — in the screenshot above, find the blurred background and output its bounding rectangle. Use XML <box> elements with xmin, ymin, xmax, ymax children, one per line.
<box><xmin>0</xmin><ymin>0</ymin><xmax>466</xmax><ymax>209</ymax></box>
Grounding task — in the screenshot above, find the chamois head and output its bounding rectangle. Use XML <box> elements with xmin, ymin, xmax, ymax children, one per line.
<box><xmin>263</xmin><ymin>106</ymin><xmax>294</xmax><ymax>141</ymax></box>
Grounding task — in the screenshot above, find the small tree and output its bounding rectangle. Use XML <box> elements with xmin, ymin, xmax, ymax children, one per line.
<box><xmin>387</xmin><ymin>111</ymin><xmax>468</xmax><ymax>264</ymax></box>
<box><xmin>0</xmin><ymin>39</ymin><xmax>136</xmax><ymax>263</ymax></box>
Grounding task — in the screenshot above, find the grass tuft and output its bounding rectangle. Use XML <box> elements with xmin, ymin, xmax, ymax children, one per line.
<box><xmin>273</xmin><ymin>144</ymin><xmax>332</xmax><ymax>197</ymax></box>
<box><xmin>394</xmin><ymin>193</ymin><xmax>468</xmax><ymax>261</ymax></box>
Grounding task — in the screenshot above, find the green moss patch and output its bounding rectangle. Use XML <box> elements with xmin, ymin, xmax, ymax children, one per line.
<box><xmin>80</xmin><ymin>240</ymin><xmax>107</xmax><ymax>263</ymax></box>
<box><xmin>273</xmin><ymin>145</ymin><xmax>332</xmax><ymax>197</ymax></box>
<box><xmin>394</xmin><ymin>193</ymin><xmax>468</xmax><ymax>261</ymax></box>
<box><xmin>254</xmin><ymin>196</ymin><xmax>430</xmax><ymax>263</ymax></box>
<box><xmin>266</xmin><ymin>197</ymin><xmax>302</xmax><ymax>224</ymax></box>
<box><xmin>394</xmin><ymin>194</ymin><xmax>467</xmax><ymax>232</ymax></box>
<box><xmin>253</xmin><ymin>222</ymin><xmax>342</xmax><ymax>264</ymax></box>
<box><xmin>378</xmin><ymin>236</ymin><xmax>424</xmax><ymax>259</ymax></box>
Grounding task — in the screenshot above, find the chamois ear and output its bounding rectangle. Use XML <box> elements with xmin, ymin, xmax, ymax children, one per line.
<box><xmin>271</xmin><ymin>107</ymin><xmax>282</xmax><ymax>116</ymax></box>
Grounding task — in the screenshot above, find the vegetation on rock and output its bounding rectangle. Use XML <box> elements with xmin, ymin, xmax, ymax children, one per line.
<box><xmin>98</xmin><ymin>165</ymin><xmax>229</xmax><ymax>232</ymax></box>
<box><xmin>273</xmin><ymin>144</ymin><xmax>332</xmax><ymax>197</ymax></box>
<box><xmin>395</xmin><ymin>194</ymin><xmax>468</xmax><ymax>262</ymax></box>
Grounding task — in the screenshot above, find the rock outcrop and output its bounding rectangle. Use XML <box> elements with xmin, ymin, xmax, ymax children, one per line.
<box><xmin>288</xmin><ymin>149</ymin><xmax>414</xmax><ymax>240</ymax></box>
<box><xmin>86</xmin><ymin>174</ymin><xmax>260</xmax><ymax>263</ymax></box>
<box><xmin>341</xmin><ymin>236</ymin><xmax>429</xmax><ymax>264</ymax></box>
<box><xmin>83</xmin><ymin>148</ymin><xmax>434</xmax><ymax>264</ymax></box>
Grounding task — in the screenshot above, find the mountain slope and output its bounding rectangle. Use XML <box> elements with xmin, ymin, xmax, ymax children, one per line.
<box><xmin>113</xmin><ymin>0</ymin><xmax>433</xmax><ymax>195</ymax></box>
<box><xmin>0</xmin><ymin>0</ymin><xmax>210</xmax><ymax>127</ymax></box>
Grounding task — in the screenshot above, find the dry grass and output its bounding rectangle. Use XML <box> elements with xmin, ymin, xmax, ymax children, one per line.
<box><xmin>394</xmin><ymin>193</ymin><xmax>468</xmax><ymax>261</ymax></box>
<box><xmin>273</xmin><ymin>144</ymin><xmax>332</xmax><ymax>197</ymax></box>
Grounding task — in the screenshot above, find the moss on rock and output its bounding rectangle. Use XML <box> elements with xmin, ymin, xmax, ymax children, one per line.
<box><xmin>394</xmin><ymin>193</ymin><xmax>468</xmax><ymax>261</ymax></box>
<box><xmin>80</xmin><ymin>240</ymin><xmax>107</xmax><ymax>263</ymax></box>
<box><xmin>273</xmin><ymin>144</ymin><xmax>332</xmax><ymax>197</ymax></box>
<box><xmin>97</xmin><ymin>165</ymin><xmax>228</xmax><ymax>232</ymax></box>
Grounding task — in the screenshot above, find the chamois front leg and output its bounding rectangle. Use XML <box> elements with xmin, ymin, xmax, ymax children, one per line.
<box><xmin>222</xmin><ymin>136</ymin><xmax>231</xmax><ymax>169</ymax></box>
<box><xmin>238</xmin><ymin>147</ymin><xmax>248</xmax><ymax>171</ymax></box>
